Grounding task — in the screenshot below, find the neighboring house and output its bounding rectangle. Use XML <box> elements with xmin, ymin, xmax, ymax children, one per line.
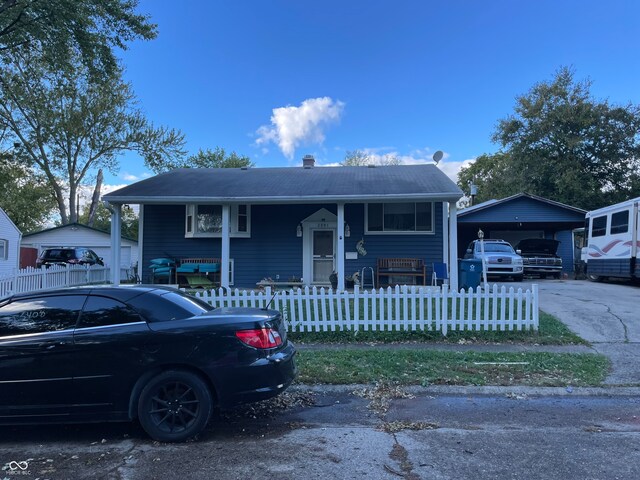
<box><xmin>0</xmin><ymin>208</ymin><xmax>21</xmax><ymax>278</ymax></box>
<box><xmin>103</xmin><ymin>157</ymin><xmax>464</xmax><ymax>289</ymax></box>
<box><xmin>457</xmin><ymin>193</ymin><xmax>586</xmax><ymax>273</ymax></box>
<box><xmin>21</xmin><ymin>223</ymin><xmax>139</xmax><ymax>269</ymax></box>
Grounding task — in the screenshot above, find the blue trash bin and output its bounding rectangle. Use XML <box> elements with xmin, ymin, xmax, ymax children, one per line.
<box><xmin>459</xmin><ymin>259</ymin><xmax>483</xmax><ymax>290</ymax></box>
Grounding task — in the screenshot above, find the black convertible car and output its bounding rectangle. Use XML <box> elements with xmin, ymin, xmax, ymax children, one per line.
<box><xmin>0</xmin><ymin>286</ymin><xmax>296</xmax><ymax>442</ymax></box>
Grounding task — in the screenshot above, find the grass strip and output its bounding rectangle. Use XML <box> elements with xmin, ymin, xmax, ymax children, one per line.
<box><xmin>296</xmin><ymin>349</ymin><xmax>609</xmax><ymax>387</ymax></box>
<box><xmin>288</xmin><ymin>311</ymin><xmax>585</xmax><ymax>345</ymax></box>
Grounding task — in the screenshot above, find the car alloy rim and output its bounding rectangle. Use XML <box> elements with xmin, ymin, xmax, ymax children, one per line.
<box><xmin>148</xmin><ymin>381</ymin><xmax>201</xmax><ymax>433</ymax></box>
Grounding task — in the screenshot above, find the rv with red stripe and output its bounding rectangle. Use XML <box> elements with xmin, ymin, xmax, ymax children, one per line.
<box><xmin>584</xmin><ymin>197</ymin><xmax>640</xmax><ymax>281</ymax></box>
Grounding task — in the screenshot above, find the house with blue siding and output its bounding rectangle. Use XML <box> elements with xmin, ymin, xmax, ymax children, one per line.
<box><xmin>103</xmin><ymin>157</ymin><xmax>463</xmax><ymax>290</ymax></box>
<box><xmin>457</xmin><ymin>193</ymin><xmax>586</xmax><ymax>273</ymax></box>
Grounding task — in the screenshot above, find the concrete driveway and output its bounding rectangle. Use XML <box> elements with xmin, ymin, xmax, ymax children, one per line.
<box><xmin>519</xmin><ymin>278</ymin><xmax>640</xmax><ymax>385</ymax></box>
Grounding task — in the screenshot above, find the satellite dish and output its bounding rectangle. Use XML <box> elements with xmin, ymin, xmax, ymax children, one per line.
<box><xmin>432</xmin><ymin>151</ymin><xmax>443</xmax><ymax>164</ymax></box>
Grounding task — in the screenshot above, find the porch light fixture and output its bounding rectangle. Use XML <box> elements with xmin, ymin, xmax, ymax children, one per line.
<box><xmin>296</xmin><ymin>224</ymin><xmax>302</xmax><ymax>237</ymax></box>
<box><xmin>345</xmin><ymin>223</ymin><xmax>351</xmax><ymax>237</ymax></box>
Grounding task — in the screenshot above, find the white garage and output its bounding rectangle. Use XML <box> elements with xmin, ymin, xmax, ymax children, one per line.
<box><xmin>21</xmin><ymin>223</ymin><xmax>138</xmax><ymax>269</ymax></box>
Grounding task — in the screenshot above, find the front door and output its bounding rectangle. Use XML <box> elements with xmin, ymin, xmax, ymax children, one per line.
<box><xmin>312</xmin><ymin>230</ymin><xmax>335</xmax><ymax>284</ymax></box>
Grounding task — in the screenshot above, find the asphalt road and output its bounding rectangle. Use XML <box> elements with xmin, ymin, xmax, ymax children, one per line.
<box><xmin>2</xmin><ymin>386</ymin><xmax>639</xmax><ymax>480</ymax></box>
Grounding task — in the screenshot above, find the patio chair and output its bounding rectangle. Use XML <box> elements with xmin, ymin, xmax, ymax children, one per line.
<box><xmin>431</xmin><ymin>262</ymin><xmax>448</xmax><ymax>286</ymax></box>
<box><xmin>149</xmin><ymin>258</ymin><xmax>176</xmax><ymax>284</ymax></box>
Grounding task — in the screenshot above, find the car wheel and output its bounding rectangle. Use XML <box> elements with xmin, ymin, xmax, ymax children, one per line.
<box><xmin>137</xmin><ymin>370</ymin><xmax>213</xmax><ymax>442</ymax></box>
<box><xmin>587</xmin><ymin>274</ymin><xmax>603</xmax><ymax>282</ymax></box>
<box><xmin>553</xmin><ymin>273</ymin><xmax>561</xmax><ymax>279</ymax></box>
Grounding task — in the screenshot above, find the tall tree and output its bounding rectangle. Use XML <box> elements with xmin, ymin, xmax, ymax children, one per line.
<box><xmin>184</xmin><ymin>147</ymin><xmax>254</xmax><ymax>168</ymax></box>
<box><xmin>0</xmin><ymin>153</ymin><xmax>55</xmax><ymax>232</ymax></box>
<box><xmin>342</xmin><ymin>149</ymin><xmax>400</xmax><ymax>166</ymax></box>
<box><xmin>459</xmin><ymin>67</ymin><xmax>640</xmax><ymax>210</ymax></box>
<box><xmin>0</xmin><ymin>48</ymin><xmax>186</xmax><ymax>225</ymax></box>
<box><xmin>456</xmin><ymin>152</ymin><xmax>516</xmax><ymax>205</ymax></box>
<box><xmin>78</xmin><ymin>201</ymin><xmax>138</xmax><ymax>240</ymax></box>
<box><xmin>0</xmin><ymin>0</ymin><xmax>156</xmax><ymax>75</ymax></box>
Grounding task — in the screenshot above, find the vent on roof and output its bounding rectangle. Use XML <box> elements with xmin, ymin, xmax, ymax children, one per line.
<box><xmin>302</xmin><ymin>154</ymin><xmax>315</xmax><ymax>168</ymax></box>
<box><xmin>241</xmin><ymin>166</ymin><xmax>249</xmax><ymax>170</ymax></box>
<box><xmin>367</xmin><ymin>164</ymin><xmax>376</xmax><ymax>168</ymax></box>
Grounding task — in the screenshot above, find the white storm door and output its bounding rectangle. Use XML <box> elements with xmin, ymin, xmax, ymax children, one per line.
<box><xmin>312</xmin><ymin>230</ymin><xmax>335</xmax><ymax>283</ymax></box>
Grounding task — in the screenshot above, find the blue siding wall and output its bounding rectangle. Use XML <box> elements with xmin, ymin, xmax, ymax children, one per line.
<box><xmin>143</xmin><ymin>202</ymin><xmax>445</xmax><ymax>287</ymax></box>
<box><xmin>554</xmin><ymin>229</ymin><xmax>574</xmax><ymax>273</ymax></box>
<box><xmin>343</xmin><ymin>203</ymin><xmax>444</xmax><ymax>284</ymax></box>
<box><xmin>459</xmin><ymin>197</ymin><xmax>585</xmax><ymax>223</ymax></box>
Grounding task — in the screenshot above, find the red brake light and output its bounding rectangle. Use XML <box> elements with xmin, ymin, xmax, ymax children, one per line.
<box><xmin>235</xmin><ymin>328</ymin><xmax>283</xmax><ymax>349</ymax></box>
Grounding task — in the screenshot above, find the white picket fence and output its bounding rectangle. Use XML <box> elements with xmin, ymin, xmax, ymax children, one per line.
<box><xmin>194</xmin><ymin>284</ymin><xmax>539</xmax><ymax>334</ymax></box>
<box><xmin>0</xmin><ymin>264</ymin><xmax>121</xmax><ymax>298</ymax></box>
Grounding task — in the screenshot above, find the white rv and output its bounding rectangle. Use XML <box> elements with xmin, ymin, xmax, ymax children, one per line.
<box><xmin>584</xmin><ymin>197</ymin><xmax>639</xmax><ymax>281</ymax></box>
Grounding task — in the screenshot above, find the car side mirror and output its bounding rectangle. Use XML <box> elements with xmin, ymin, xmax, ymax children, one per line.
<box><xmin>516</xmin><ymin>249</ymin><xmax>522</xmax><ymax>255</ymax></box>
<box><xmin>466</xmin><ymin>249</ymin><xmax>472</xmax><ymax>254</ymax></box>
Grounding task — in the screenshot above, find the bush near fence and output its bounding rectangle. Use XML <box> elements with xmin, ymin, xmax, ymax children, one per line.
<box><xmin>195</xmin><ymin>284</ymin><xmax>539</xmax><ymax>335</ymax></box>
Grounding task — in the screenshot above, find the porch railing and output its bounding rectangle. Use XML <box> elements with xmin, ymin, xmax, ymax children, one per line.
<box><xmin>194</xmin><ymin>284</ymin><xmax>539</xmax><ymax>334</ymax></box>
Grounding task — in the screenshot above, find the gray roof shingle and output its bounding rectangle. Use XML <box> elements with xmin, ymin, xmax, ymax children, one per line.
<box><xmin>104</xmin><ymin>165</ymin><xmax>463</xmax><ymax>204</ymax></box>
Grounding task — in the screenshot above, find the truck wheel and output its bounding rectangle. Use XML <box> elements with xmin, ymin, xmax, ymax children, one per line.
<box><xmin>587</xmin><ymin>274</ymin><xmax>603</xmax><ymax>282</ymax></box>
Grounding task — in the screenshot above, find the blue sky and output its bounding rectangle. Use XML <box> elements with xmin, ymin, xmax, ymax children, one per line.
<box><xmin>106</xmin><ymin>0</ymin><xmax>640</xmax><ymax>190</ymax></box>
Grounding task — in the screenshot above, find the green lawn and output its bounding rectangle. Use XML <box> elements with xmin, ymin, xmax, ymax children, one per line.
<box><xmin>296</xmin><ymin>349</ymin><xmax>608</xmax><ymax>387</ymax></box>
<box><xmin>289</xmin><ymin>311</ymin><xmax>585</xmax><ymax>345</ymax></box>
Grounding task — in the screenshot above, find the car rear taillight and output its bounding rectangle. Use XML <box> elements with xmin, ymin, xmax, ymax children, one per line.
<box><xmin>235</xmin><ymin>328</ymin><xmax>283</xmax><ymax>349</ymax></box>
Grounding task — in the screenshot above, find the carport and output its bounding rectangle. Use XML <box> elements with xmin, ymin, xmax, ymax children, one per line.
<box><xmin>457</xmin><ymin>193</ymin><xmax>586</xmax><ymax>273</ymax></box>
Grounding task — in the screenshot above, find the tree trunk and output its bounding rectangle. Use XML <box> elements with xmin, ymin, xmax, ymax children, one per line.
<box><xmin>68</xmin><ymin>182</ymin><xmax>77</xmax><ymax>224</ymax></box>
<box><xmin>87</xmin><ymin>169</ymin><xmax>103</xmax><ymax>226</ymax></box>
<box><xmin>51</xmin><ymin>181</ymin><xmax>68</xmax><ymax>224</ymax></box>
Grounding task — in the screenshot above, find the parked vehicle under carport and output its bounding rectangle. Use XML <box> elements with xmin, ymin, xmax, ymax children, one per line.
<box><xmin>516</xmin><ymin>238</ymin><xmax>562</xmax><ymax>279</ymax></box>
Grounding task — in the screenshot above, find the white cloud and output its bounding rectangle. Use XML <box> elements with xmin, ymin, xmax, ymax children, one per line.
<box><xmin>120</xmin><ymin>172</ymin><xmax>152</xmax><ymax>182</ymax></box>
<box><xmin>256</xmin><ymin>97</ymin><xmax>345</xmax><ymax>160</ymax></box>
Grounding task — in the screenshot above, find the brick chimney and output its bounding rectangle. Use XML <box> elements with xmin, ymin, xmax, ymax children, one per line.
<box><xmin>302</xmin><ymin>154</ymin><xmax>315</xmax><ymax>168</ymax></box>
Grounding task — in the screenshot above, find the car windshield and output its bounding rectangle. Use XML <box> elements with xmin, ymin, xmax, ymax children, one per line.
<box><xmin>481</xmin><ymin>243</ymin><xmax>515</xmax><ymax>253</ymax></box>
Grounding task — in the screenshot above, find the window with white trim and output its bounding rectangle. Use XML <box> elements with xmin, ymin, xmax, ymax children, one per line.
<box><xmin>365</xmin><ymin>202</ymin><xmax>434</xmax><ymax>234</ymax></box>
<box><xmin>0</xmin><ymin>239</ymin><xmax>7</xmax><ymax>260</ymax></box>
<box><xmin>185</xmin><ymin>205</ymin><xmax>251</xmax><ymax>238</ymax></box>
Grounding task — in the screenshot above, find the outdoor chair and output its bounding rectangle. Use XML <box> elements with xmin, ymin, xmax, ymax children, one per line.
<box><xmin>149</xmin><ymin>258</ymin><xmax>175</xmax><ymax>284</ymax></box>
<box><xmin>431</xmin><ymin>262</ymin><xmax>448</xmax><ymax>286</ymax></box>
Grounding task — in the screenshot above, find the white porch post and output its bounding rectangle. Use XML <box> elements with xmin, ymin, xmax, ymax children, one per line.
<box><xmin>110</xmin><ymin>204</ymin><xmax>122</xmax><ymax>285</ymax></box>
<box><xmin>221</xmin><ymin>204</ymin><xmax>230</xmax><ymax>288</ymax></box>
<box><xmin>137</xmin><ymin>205</ymin><xmax>144</xmax><ymax>282</ymax></box>
<box><xmin>442</xmin><ymin>202</ymin><xmax>449</xmax><ymax>266</ymax></box>
<box><xmin>448</xmin><ymin>201</ymin><xmax>458</xmax><ymax>291</ymax></box>
<box><xmin>337</xmin><ymin>203</ymin><xmax>345</xmax><ymax>291</ymax></box>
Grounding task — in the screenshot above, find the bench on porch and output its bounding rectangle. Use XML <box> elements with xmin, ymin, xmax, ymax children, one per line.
<box><xmin>176</xmin><ymin>258</ymin><xmax>221</xmax><ymax>288</ymax></box>
<box><xmin>376</xmin><ymin>258</ymin><xmax>426</xmax><ymax>287</ymax></box>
